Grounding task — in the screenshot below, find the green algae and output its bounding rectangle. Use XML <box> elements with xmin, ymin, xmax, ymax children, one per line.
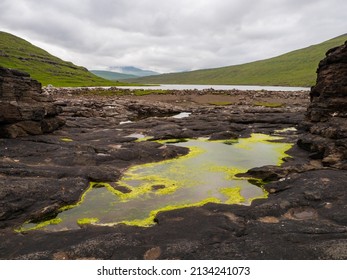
<box><xmin>18</xmin><ymin>133</ymin><xmax>292</xmax><ymax>231</ymax></box>
<box><xmin>156</xmin><ymin>138</ymin><xmax>189</xmax><ymax>144</ymax></box>
<box><xmin>220</xmin><ymin>187</ymin><xmax>246</xmax><ymax>204</ymax></box>
<box><xmin>16</xmin><ymin>218</ymin><xmax>62</xmax><ymax>232</ymax></box>
<box><xmin>118</xmin><ymin>197</ymin><xmax>222</xmax><ymax>227</ymax></box>
<box><xmin>77</xmin><ymin>217</ymin><xmax>99</xmax><ymax>225</ymax></box>
<box><xmin>60</xmin><ymin>137</ymin><xmax>73</xmax><ymax>142</ymax></box>
<box><xmin>222</xmin><ymin>139</ymin><xmax>239</xmax><ymax>145</ymax></box>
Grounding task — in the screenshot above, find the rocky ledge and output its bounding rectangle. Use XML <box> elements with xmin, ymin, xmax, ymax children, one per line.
<box><xmin>0</xmin><ymin>67</ymin><xmax>64</xmax><ymax>138</ymax></box>
<box><xmin>0</xmin><ymin>42</ymin><xmax>346</xmax><ymax>260</ymax></box>
<box><xmin>298</xmin><ymin>41</ymin><xmax>347</xmax><ymax>168</ymax></box>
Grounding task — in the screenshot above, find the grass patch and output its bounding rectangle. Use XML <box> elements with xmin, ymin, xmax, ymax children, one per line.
<box><xmin>253</xmin><ymin>102</ymin><xmax>284</xmax><ymax>108</ymax></box>
<box><xmin>131</xmin><ymin>89</ymin><xmax>169</xmax><ymax>96</ymax></box>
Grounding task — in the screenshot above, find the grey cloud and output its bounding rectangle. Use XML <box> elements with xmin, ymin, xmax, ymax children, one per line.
<box><xmin>1</xmin><ymin>0</ymin><xmax>346</xmax><ymax>73</ymax></box>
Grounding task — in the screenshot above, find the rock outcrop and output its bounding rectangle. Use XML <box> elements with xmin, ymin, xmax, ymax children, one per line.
<box><xmin>0</xmin><ymin>67</ymin><xmax>64</xmax><ymax>138</ymax></box>
<box><xmin>298</xmin><ymin>41</ymin><xmax>347</xmax><ymax>168</ymax></box>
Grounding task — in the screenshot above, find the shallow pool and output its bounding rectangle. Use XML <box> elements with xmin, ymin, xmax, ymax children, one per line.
<box><xmin>19</xmin><ymin>133</ymin><xmax>292</xmax><ymax>231</ymax></box>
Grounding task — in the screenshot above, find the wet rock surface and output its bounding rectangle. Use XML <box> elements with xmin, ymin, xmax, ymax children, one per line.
<box><xmin>0</xmin><ymin>58</ymin><xmax>346</xmax><ymax>259</ymax></box>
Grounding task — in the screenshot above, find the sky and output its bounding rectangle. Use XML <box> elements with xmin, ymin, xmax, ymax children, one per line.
<box><xmin>0</xmin><ymin>0</ymin><xmax>346</xmax><ymax>73</ymax></box>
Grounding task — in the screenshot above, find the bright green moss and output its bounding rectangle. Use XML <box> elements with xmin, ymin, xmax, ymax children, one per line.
<box><xmin>60</xmin><ymin>137</ymin><xmax>73</xmax><ymax>142</ymax></box>
<box><xmin>219</xmin><ymin>187</ymin><xmax>246</xmax><ymax>204</ymax></box>
<box><xmin>59</xmin><ymin>184</ymin><xmax>93</xmax><ymax>211</ymax></box>
<box><xmin>15</xmin><ymin>218</ymin><xmax>62</xmax><ymax>232</ymax></box>
<box><xmin>77</xmin><ymin>217</ymin><xmax>99</xmax><ymax>225</ymax></box>
<box><xmin>118</xmin><ymin>197</ymin><xmax>222</xmax><ymax>227</ymax></box>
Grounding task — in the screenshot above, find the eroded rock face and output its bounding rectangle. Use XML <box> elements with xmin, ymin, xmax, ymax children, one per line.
<box><xmin>0</xmin><ymin>67</ymin><xmax>65</xmax><ymax>138</ymax></box>
<box><xmin>298</xmin><ymin>41</ymin><xmax>347</xmax><ymax>168</ymax></box>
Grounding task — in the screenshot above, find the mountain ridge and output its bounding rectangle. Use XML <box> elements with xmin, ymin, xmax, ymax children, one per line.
<box><xmin>0</xmin><ymin>31</ymin><xmax>120</xmax><ymax>86</ymax></box>
<box><xmin>127</xmin><ymin>34</ymin><xmax>347</xmax><ymax>87</ymax></box>
<box><xmin>109</xmin><ymin>66</ymin><xmax>159</xmax><ymax>77</ymax></box>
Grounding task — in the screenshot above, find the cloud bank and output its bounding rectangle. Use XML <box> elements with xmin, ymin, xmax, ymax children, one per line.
<box><xmin>1</xmin><ymin>0</ymin><xmax>346</xmax><ymax>73</ymax></box>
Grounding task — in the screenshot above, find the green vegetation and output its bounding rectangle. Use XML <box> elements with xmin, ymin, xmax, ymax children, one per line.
<box><xmin>77</xmin><ymin>217</ymin><xmax>99</xmax><ymax>226</ymax></box>
<box><xmin>130</xmin><ymin>89</ymin><xmax>168</xmax><ymax>96</ymax></box>
<box><xmin>15</xmin><ymin>218</ymin><xmax>62</xmax><ymax>232</ymax></box>
<box><xmin>60</xmin><ymin>137</ymin><xmax>74</xmax><ymax>142</ymax></box>
<box><xmin>129</xmin><ymin>34</ymin><xmax>347</xmax><ymax>87</ymax></box>
<box><xmin>0</xmin><ymin>31</ymin><xmax>125</xmax><ymax>86</ymax></box>
<box><xmin>219</xmin><ymin>187</ymin><xmax>245</xmax><ymax>204</ymax></box>
<box><xmin>253</xmin><ymin>102</ymin><xmax>284</xmax><ymax>108</ymax></box>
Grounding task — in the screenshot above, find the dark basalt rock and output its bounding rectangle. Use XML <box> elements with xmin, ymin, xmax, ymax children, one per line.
<box><xmin>298</xmin><ymin>41</ymin><xmax>347</xmax><ymax>168</ymax></box>
<box><xmin>0</xmin><ymin>67</ymin><xmax>65</xmax><ymax>138</ymax></box>
<box><xmin>1</xmin><ymin>76</ymin><xmax>346</xmax><ymax>260</ymax></box>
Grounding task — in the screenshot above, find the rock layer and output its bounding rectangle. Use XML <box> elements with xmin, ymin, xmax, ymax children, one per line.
<box><xmin>298</xmin><ymin>41</ymin><xmax>347</xmax><ymax>168</ymax></box>
<box><xmin>0</xmin><ymin>67</ymin><xmax>64</xmax><ymax>138</ymax></box>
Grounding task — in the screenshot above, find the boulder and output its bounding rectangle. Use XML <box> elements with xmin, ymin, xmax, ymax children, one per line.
<box><xmin>0</xmin><ymin>66</ymin><xmax>64</xmax><ymax>138</ymax></box>
<box><xmin>298</xmin><ymin>41</ymin><xmax>347</xmax><ymax>168</ymax></box>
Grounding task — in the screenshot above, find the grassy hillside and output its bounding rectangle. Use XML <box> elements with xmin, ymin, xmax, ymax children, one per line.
<box><xmin>90</xmin><ymin>70</ymin><xmax>138</xmax><ymax>80</ymax></box>
<box><xmin>0</xmin><ymin>31</ymin><xmax>122</xmax><ymax>87</ymax></box>
<box><xmin>129</xmin><ymin>34</ymin><xmax>347</xmax><ymax>87</ymax></box>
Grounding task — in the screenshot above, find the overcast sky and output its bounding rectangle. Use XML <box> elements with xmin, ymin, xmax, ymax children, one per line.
<box><xmin>1</xmin><ymin>0</ymin><xmax>346</xmax><ymax>73</ymax></box>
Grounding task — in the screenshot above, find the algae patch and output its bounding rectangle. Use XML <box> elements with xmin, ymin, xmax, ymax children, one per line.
<box><xmin>19</xmin><ymin>133</ymin><xmax>292</xmax><ymax>231</ymax></box>
<box><xmin>60</xmin><ymin>137</ymin><xmax>73</xmax><ymax>142</ymax></box>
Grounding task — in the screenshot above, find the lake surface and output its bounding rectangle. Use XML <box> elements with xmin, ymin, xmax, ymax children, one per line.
<box><xmin>118</xmin><ymin>84</ymin><xmax>309</xmax><ymax>91</ymax></box>
<box><xmin>19</xmin><ymin>133</ymin><xmax>292</xmax><ymax>232</ymax></box>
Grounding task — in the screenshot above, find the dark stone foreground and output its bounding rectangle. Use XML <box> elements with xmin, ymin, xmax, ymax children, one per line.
<box><xmin>0</xmin><ymin>86</ymin><xmax>346</xmax><ymax>260</ymax></box>
<box><xmin>0</xmin><ymin>41</ymin><xmax>346</xmax><ymax>259</ymax></box>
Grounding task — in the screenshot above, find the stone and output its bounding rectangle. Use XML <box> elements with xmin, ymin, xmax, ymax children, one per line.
<box><xmin>208</xmin><ymin>131</ymin><xmax>239</xmax><ymax>140</ymax></box>
<box><xmin>0</xmin><ymin>66</ymin><xmax>65</xmax><ymax>138</ymax></box>
<box><xmin>298</xmin><ymin>41</ymin><xmax>347</xmax><ymax>167</ymax></box>
<box><xmin>1</xmin><ymin>84</ymin><xmax>346</xmax><ymax>260</ymax></box>
<box><xmin>143</xmin><ymin>247</ymin><xmax>161</xmax><ymax>260</ymax></box>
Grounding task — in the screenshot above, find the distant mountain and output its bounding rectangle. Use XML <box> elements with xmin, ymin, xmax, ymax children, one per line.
<box><xmin>90</xmin><ymin>70</ymin><xmax>138</xmax><ymax>80</ymax></box>
<box><xmin>109</xmin><ymin>66</ymin><xmax>159</xmax><ymax>77</ymax></box>
<box><xmin>128</xmin><ymin>34</ymin><xmax>347</xmax><ymax>87</ymax></box>
<box><xmin>0</xmin><ymin>31</ymin><xmax>121</xmax><ymax>87</ymax></box>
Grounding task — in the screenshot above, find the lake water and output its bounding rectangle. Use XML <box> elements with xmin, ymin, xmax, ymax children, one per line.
<box><xmin>19</xmin><ymin>133</ymin><xmax>292</xmax><ymax>232</ymax></box>
<box><xmin>118</xmin><ymin>84</ymin><xmax>309</xmax><ymax>91</ymax></box>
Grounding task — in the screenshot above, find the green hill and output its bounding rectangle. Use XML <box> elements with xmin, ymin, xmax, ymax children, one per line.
<box><xmin>90</xmin><ymin>70</ymin><xmax>138</xmax><ymax>80</ymax></box>
<box><xmin>0</xmin><ymin>31</ymin><xmax>121</xmax><ymax>87</ymax></box>
<box><xmin>129</xmin><ymin>34</ymin><xmax>347</xmax><ymax>87</ymax></box>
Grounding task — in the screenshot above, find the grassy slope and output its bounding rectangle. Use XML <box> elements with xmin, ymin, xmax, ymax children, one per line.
<box><xmin>90</xmin><ymin>70</ymin><xmax>138</xmax><ymax>80</ymax></box>
<box><xmin>129</xmin><ymin>34</ymin><xmax>347</xmax><ymax>87</ymax></box>
<box><xmin>0</xmin><ymin>31</ymin><xmax>122</xmax><ymax>87</ymax></box>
